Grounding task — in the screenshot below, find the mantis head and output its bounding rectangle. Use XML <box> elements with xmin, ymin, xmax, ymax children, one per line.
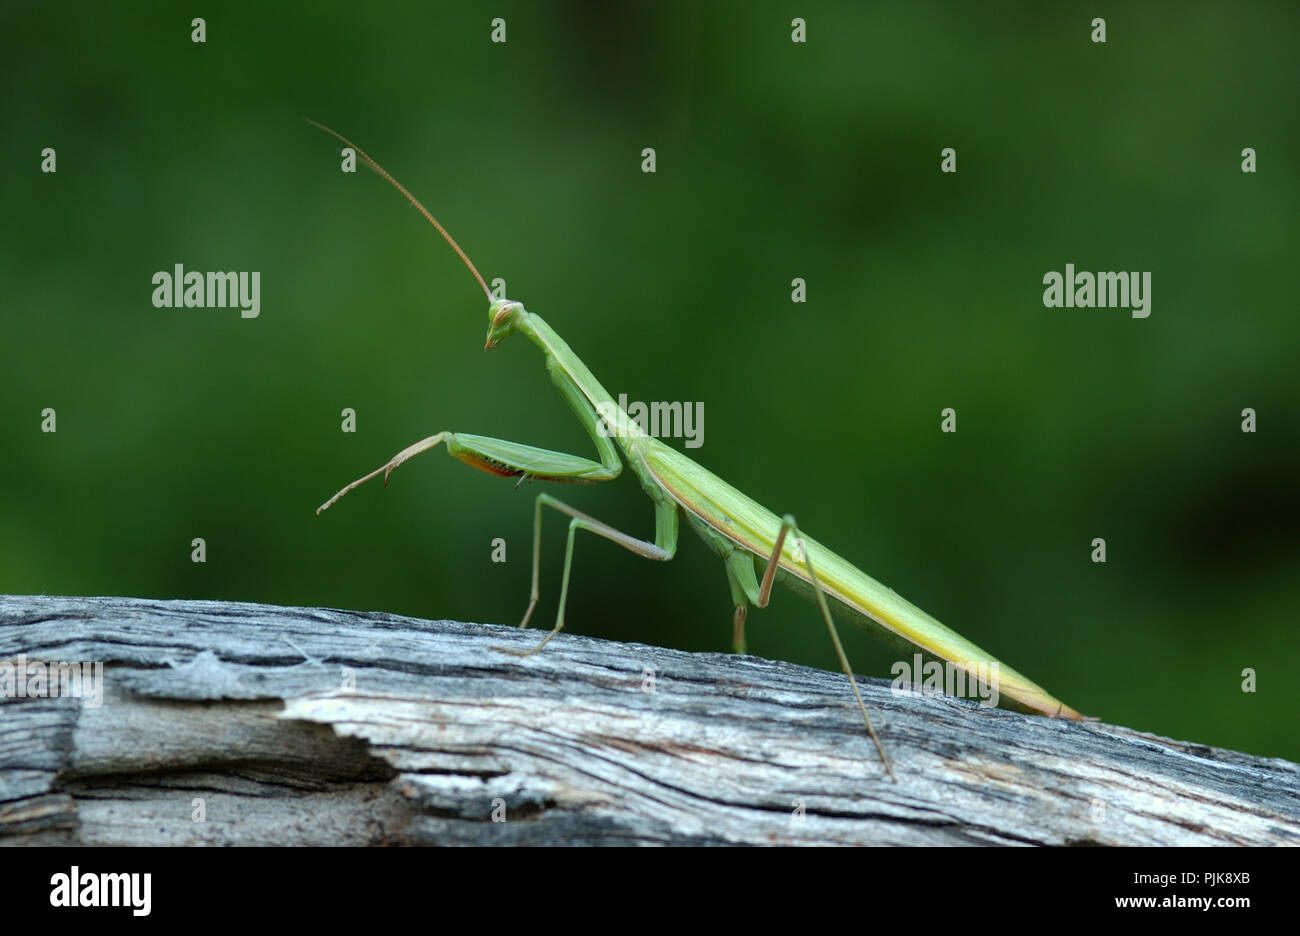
<box><xmin>485</xmin><ymin>299</ymin><xmax>523</xmax><ymax>350</ymax></box>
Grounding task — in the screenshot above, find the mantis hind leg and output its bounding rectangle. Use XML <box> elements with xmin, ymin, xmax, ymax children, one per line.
<box><xmin>748</xmin><ymin>514</ymin><xmax>895</xmax><ymax>781</ymax></box>
<box><xmin>501</xmin><ymin>493</ymin><xmax>679</xmax><ymax>657</ymax></box>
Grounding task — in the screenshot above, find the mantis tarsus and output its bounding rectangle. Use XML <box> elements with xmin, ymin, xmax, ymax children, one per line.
<box><xmin>309</xmin><ymin>120</ymin><xmax>1084</xmax><ymax>781</ymax></box>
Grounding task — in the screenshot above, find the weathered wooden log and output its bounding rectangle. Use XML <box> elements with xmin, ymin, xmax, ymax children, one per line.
<box><xmin>1</xmin><ymin>594</ymin><xmax>1295</xmax><ymax>846</ymax></box>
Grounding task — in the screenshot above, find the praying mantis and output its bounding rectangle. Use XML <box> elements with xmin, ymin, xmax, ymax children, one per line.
<box><xmin>309</xmin><ymin>121</ymin><xmax>1084</xmax><ymax>781</ymax></box>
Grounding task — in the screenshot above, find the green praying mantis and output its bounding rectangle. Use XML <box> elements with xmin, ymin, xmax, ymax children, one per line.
<box><xmin>309</xmin><ymin>120</ymin><xmax>1084</xmax><ymax>781</ymax></box>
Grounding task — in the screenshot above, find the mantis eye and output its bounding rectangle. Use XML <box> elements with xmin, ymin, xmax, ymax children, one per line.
<box><xmin>491</xmin><ymin>300</ymin><xmax>523</xmax><ymax>326</ymax></box>
<box><xmin>485</xmin><ymin>301</ymin><xmax>522</xmax><ymax>350</ymax></box>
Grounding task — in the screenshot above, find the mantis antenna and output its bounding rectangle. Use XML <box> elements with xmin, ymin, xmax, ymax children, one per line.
<box><xmin>305</xmin><ymin>118</ymin><xmax>493</xmax><ymax>302</ymax></box>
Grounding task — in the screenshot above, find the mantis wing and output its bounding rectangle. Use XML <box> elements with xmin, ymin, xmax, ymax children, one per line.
<box><xmin>640</xmin><ymin>443</ymin><xmax>1082</xmax><ymax>719</ymax></box>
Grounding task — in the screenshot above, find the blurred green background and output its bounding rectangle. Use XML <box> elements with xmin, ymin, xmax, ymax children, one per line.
<box><xmin>2</xmin><ymin>2</ymin><xmax>1296</xmax><ymax>760</ymax></box>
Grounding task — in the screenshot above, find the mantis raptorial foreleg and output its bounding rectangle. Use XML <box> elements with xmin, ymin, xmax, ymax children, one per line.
<box><xmin>316</xmin><ymin>426</ymin><xmax>681</xmax><ymax>655</ymax></box>
<box><xmin>504</xmin><ymin>492</ymin><xmax>679</xmax><ymax>657</ymax></box>
<box><xmin>750</xmin><ymin>514</ymin><xmax>895</xmax><ymax>780</ymax></box>
<box><xmin>315</xmin><ymin>429</ymin><xmax>620</xmax><ymax>515</ymax></box>
<box><xmin>316</xmin><ymin>433</ymin><xmax>450</xmax><ymax>514</ymax></box>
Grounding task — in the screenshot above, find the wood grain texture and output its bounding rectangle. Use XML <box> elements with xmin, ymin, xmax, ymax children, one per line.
<box><xmin>1</xmin><ymin>594</ymin><xmax>1295</xmax><ymax>846</ymax></box>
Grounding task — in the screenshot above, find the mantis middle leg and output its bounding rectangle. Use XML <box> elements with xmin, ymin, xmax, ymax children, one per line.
<box><xmin>505</xmin><ymin>493</ymin><xmax>679</xmax><ymax>656</ymax></box>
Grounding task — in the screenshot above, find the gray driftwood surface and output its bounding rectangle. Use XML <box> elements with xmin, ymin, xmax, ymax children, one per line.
<box><xmin>1</xmin><ymin>595</ymin><xmax>1296</xmax><ymax>846</ymax></box>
